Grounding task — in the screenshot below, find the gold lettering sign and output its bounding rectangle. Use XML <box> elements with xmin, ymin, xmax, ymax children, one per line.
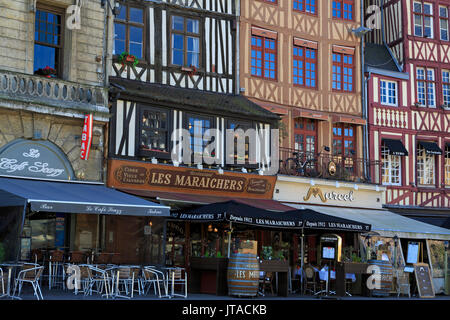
<box><xmin>303</xmin><ymin>187</ymin><xmax>327</xmax><ymax>202</ymax></box>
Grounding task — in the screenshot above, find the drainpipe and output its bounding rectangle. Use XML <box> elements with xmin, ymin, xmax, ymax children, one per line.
<box><xmin>361</xmin><ymin>0</ymin><xmax>370</xmax><ymax>182</ymax></box>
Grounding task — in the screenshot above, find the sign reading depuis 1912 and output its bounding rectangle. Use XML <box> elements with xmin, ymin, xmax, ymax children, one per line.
<box><xmin>107</xmin><ymin>159</ymin><xmax>276</xmax><ymax>199</ymax></box>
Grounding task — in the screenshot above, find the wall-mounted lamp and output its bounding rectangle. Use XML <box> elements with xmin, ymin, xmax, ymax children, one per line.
<box><xmin>310</xmin><ymin>179</ymin><xmax>315</xmax><ymax>186</ymax></box>
<box><xmin>218</xmin><ymin>167</ymin><xmax>224</xmax><ymax>174</ymax></box>
<box><xmin>354</xmin><ymin>183</ymin><xmax>359</xmax><ymax>190</ymax></box>
<box><xmin>151</xmin><ymin>157</ymin><xmax>157</xmax><ymax>164</ymax></box>
<box><xmin>335</xmin><ymin>181</ymin><xmax>340</xmax><ymax>188</ymax></box>
<box><xmin>241</xmin><ymin>168</ymin><xmax>247</xmax><ymax>173</ymax></box>
<box><xmin>197</xmin><ymin>164</ymin><xmax>203</xmax><ymax>170</ymax></box>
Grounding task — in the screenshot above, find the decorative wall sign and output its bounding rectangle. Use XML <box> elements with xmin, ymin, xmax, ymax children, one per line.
<box><xmin>303</xmin><ymin>186</ymin><xmax>355</xmax><ymax>203</ymax></box>
<box><xmin>108</xmin><ymin>159</ymin><xmax>276</xmax><ymax>199</ymax></box>
<box><xmin>0</xmin><ymin>139</ymin><xmax>74</xmax><ymax>180</ymax></box>
<box><xmin>414</xmin><ymin>263</ymin><xmax>435</xmax><ymax>298</ymax></box>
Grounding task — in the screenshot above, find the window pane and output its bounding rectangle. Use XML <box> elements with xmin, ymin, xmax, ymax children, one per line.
<box><xmin>33</xmin><ymin>44</ymin><xmax>56</xmax><ymax>72</ymax></box>
<box><xmin>130</xmin><ymin>8</ymin><xmax>143</xmax><ymax>23</ymax></box>
<box><xmin>172</xmin><ymin>34</ymin><xmax>184</xmax><ymax>50</ymax></box>
<box><xmin>187</xmin><ymin>19</ymin><xmax>199</xmax><ymax>34</ymax></box>
<box><xmin>116</xmin><ymin>4</ymin><xmax>126</xmax><ymax>20</ymax></box>
<box><xmin>129</xmin><ymin>26</ymin><xmax>143</xmax><ymax>58</ymax></box>
<box><xmin>172</xmin><ymin>16</ymin><xmax>184</xmax><ymax>31</ymax></box>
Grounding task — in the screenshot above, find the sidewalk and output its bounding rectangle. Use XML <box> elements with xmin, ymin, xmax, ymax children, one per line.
<box><xmin>5</xmin><ymin>287</ymin><xmax>450</xmax><ymax>300</ymax></box>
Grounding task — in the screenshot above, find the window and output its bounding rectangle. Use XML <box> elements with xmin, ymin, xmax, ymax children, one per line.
<box><xmin>114</xmin><ymin>4</ymin><xmax>144</xmax><ymax>59</ymax></box>
<box><xmin>332</xmin><ymin>51</ymin><xmax>354</xmax><ymax>92</ymax></box>
<box><xmin>440</xmin><ymin>6</ymin><xmax>449</xmax><ymax>41</ymax></box>
<box><xmin>228</xmin><ymin>120</ymin><xmax>254</xmax><ymax>165</ymax></box>
<box><xmin>34</xmin><ymin>7</ymin><xmax>63</xmax><ymax>78</ymax></box>
<box><xmin>413</xmin><ymin>2</ymin><xmax>433</xmax><ymax>38</ymax></box>
<box><xmin>293</xmin><ymin>0</ymin><xmax>317</xmax><ymax>15</ymax></box>
<box><xmin>171</xmin><ymin>16</ymin><xmax>200</xmax><ymax>68</ymax></box>
<box><xmin>332</xmin><ymin>0</ymin><xmax>354</xmax><ymax>20</ymax></box>
<box><xmin>139</xmin><ymin>107</ymin><xmax>169</xmax><ymax>155</ymax></box>
<box><xmin>188</xmin><ymin>116</ymin><xmax>213</xmax><ymax>159</ymax></box>
<box><xmin>293</xmin><ymin>44</ymin><xmax>317</xmax><ymax>88</ymax></box>
<box><xmin>251</xmin><ymin>34</ymin><xmax>277</xmax><ymax>80</ymax></box>
<box><xmin>380</xmin><ymin>80</ymin><xmax>398</xmax><ymax>106</ymax></box>
<box><xmin>416</xmin><ymin>67</ymin><xmax>436</xmax><ymax>107</ymax></box>
<box><xmin>381</xmin><ymin>144</ymin><xmax>401</xmax><ymax>185</ymax></box>
<box><xmin>445</xmin><ymin>145</ymin><xmax>450</xmax><ymax>186</ymax></box>
<box><xmin>332</xmin><ymin>124</ymin><xmax>355</xmax><ymax>157</ymax></box>
<box><xmin>294</xmin><ymin>118</ymin><xmax>317</xmax><ymax>155</ymax></box>
<box><xmin>443</xmin><ymin>70</ymin><xmax>450</xmax><ymax>106</ymax></box>
<box><xmin>417</xmin><ymin>143</ymin><xmax>435</xmax><ymax>185</ymax></box>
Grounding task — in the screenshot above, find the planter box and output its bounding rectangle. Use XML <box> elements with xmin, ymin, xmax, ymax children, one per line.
<box><xmin>260</xmin><ymin>260</ymin><xmax>289</xmax><ymax>272</ymax></box>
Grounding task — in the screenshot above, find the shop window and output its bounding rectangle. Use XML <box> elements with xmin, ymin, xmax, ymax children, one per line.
<box><xmin>114</xmin><ymin>3</ymin><xmax>145</xmax><ymax>59</ymax></box>
<box><xmin>440</xmin><ymin>6</ymin><xmax>449</xmax><ymax>41</ymax></box>
<box><xmin>251</xmin><ymin>29</ymin><xmax>277</xmax><ymax>80</ymax></box>
<box><xmin>332</xmin><ymin>0</ymin><xmax>354</xmax><ymax>20</ymax></box>
<box><xmin>417</xmin><ymin>143</ymin><xmax>435</xmax><ymax>185</ymax></box>
<box><xmin>380</xmin><ymin>80</ymin><xmax>398</xmax><ymax>106</ymax></box>
<box><xmin>138</xmin><ymin>107</ymin><xmax>169</xmax><ymax>157</ymax></box>
<box><xmin>293</xmin><ymin>44</ymin><xmax>317</xmax><ymax>89</ymax></box>
<box><xmin>165</xmin><ymin>221</ymin><xmax>186</xmax><ymax>266</ymax></box>
<box><xmin>293</xmin><ymin>0</ymin><xmax>317</xmax><ymax>15</ymax></box>
<box><xmin>381</xmin><ymin>144</ymin><xmax>401</xmax><ymax>186</ymax></box>
<box><xmin>170</xmin><ymin>15</ymin><xmax>201</xmax><ymax>68</ymax></box>
<box><xmin>332</xmin><ymin>51</ymin><xmax>354</xmax><ymax>92</ymax></box>
<box><xmin>442</xmin><ymin>70</ymin><xmax>450</xmax><ymax>107</ymax></box>
<box><xmin>416</xmin><ymin>67</ymin><xmax>436</xmax><ymax>107</ymax></box>
<box><xmin>413</xmin><ymin>2</ymin><xmax>433</xmax><ymax>38</ymax></box>
<box><xmin>34</xmin><ymin>7</ymin><xmax>64</xmax><ymax>78</ymax></box>
<box><xmin>445</xmin><ymin>145</ymin><xmax>450</xmax><ymax>186</ymax></box>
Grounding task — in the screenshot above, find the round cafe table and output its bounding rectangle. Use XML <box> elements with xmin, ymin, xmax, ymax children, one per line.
<box><xmin>0</xmin><ymin>262</ymin><xmax>24</xmax><ymax>299</ymax></box>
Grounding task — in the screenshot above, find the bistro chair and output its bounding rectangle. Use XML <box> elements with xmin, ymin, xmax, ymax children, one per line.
<box><xmin>48</xmin><ymin>250</ymin><xmax>65</xmax><ymax>290</ymax></box>
<box><xmin>12</xmin><ymin>265</ymin><xmax>44</xmax><ymax>300</ymax></box>
<box><xmin>0</xmin><ymin>267</ymin><xmax>5</xmax><ymax>295</ymax></box>
<box><xmin>68</xmin><ymin>251</ymin><xmax>86</xmax><ymax>264</ymax></box>
<box><xmin>112</xmin><ymin>267</ymin><xmax>137</xmax><ymax>299</ymax></box>
<box><xmin>258</xmin><ymin>271</ymin><xmax>274</xmax><ymax>296</ymax></box>
<box><xmin>304</xmin><ymin>265</ymin><xmax>317</xmax><ymax>295</ymax></box>
<box><xmin>167</xmin><ymin>267</ymin><xmax>188</xmax><ymax>298</ymax></box>
<box><xmin>395</xmin><ymin>269</ymin><xmax>411</xmax><ymax>298</ymax></box>
<box><xmin>142</xmin><ymin>266</ymin><xmax>169</xmax><ymax>298</ymax></box>
<box><xmin>87</xmin><ymin>265</ymin><xmax>112</xmax><ymax>298</ymax></box>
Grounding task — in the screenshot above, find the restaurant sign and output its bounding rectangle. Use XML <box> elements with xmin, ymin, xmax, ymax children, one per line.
<box><xmin>107</xmin><ymin>159</ymin><xmax>276</xmax><ymax>199</ymax></box>
<box><xmin>0</xmin><ymin>139</ymin><xmax>74</xmax><ymax>180</ymax></box>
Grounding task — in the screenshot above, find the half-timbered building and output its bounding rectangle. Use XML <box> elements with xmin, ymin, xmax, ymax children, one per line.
<box><xmin>106</xmin><ymin>0</ymin><xmax>285</xmax><ymax>268</ymax></box>
<box><xmin>365</xmin><ymin>0</ymin><xmax>450</xmax><ymax>229</ymax></box>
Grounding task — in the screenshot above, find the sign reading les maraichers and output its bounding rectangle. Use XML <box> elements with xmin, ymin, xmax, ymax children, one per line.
<box><xmin>109</xmin><ymin>159</ymin><xmax>275</xmax><ymax>198</ymax></box>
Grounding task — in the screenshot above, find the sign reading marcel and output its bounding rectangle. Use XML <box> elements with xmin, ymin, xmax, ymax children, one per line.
<box><xmin>0</xmin><ymin>139</ymin><xmax>74</xmax><ymax>180</ymax></box>
<box><xmin>108</xmin><ymin>159</ymin><xmax>276</xmax><ymax>198</ymax></box>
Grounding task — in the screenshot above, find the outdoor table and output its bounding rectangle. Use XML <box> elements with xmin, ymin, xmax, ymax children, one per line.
<box><xmin>0</xmin><ymin>262</ymin><xmax>24</xmax><ymax>299</ymax></box>
<box><xmin>316</xmin><ymin>267</ymin><xmax>356</xmax><ymax>296</ymax></box>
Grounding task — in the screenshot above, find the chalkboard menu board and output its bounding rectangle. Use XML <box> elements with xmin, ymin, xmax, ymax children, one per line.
<box><xmin>414</xmin><ymin>263</ymin><xmax>435</xmax><ymax>298</ymax></box>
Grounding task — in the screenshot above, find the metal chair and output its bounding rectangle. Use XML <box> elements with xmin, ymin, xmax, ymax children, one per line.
<box><xmin>12</xmin><ymin>265</ymin><xmax>44</xmax><ymax>300</ymax></box>
<box><xmin>304</xmin><ymin>265</ymin><xmax>317</xmax><ymax>295</ymax></box>
<box><xmin>48</xmin><ymin>250</ymin><xmax>65</xmax><ymax>290</ymax></box>
<box><xmin>258</xmin><ymin>271</ymin><xmax>274</xmax><ymax>296</ymax></box>
<box><xmin>0</xmin><ymin>267</ymin><xmax>5</xmax><ymax>296</ymax></box>
<box><xmin>167</xmin><ymin>267</ymin><xmax>187</xmax><ymax>298</ymax></box>
<box><xmin>112</xmin><ymin>266</ymin><xmax>138</xmax><ymax>299</ymax></box>
<box><xmin>142</xmin><ymin>266</ymin><xmax>169</xmax><ymax>298</ymax></box>
<box><xmin>87</xmin><ymin>265</ymin><xmax>112</xmax><ymax>298</ymax></box>
<box><xmin>396</xmin><ymin>269</ymin><xmax>411</xmax><ymax>298</ymax></box>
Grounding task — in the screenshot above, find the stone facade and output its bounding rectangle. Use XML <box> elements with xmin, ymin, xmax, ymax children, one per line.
<box><xmin>0</xmin><ymin>108</ymin><xmax>105</xmax><ymax>181</ymax></box>
<box><xmin>0</xmin><ymin>0</ymin><xmax>108</xmax><ymax>85</ymax></box>
<box><xmin>0</xmin><ymin>0</ymin><xmax>111</xmax><ymax>182</ymax></box>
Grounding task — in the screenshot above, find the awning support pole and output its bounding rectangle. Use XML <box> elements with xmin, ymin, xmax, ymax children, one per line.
<box><xmin>15</xmin><ymin>203</ymin><xmax>28</xmax><ymax>263</ymax></box>
<box><xmin>227</xmin><ymin>221</ymin><xmax>232</xmax><ymax>258</ymax></box>
<box><xmin>300</xmin><ymin>228</ymin><xmax>305</xmax><ymax>294</ymax></box>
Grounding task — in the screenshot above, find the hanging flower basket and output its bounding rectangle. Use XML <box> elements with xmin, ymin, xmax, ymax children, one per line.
<box><xmin>34</xmin><ymin>66</ymin><xmax>57</xmax><ymax>78</ymax></box>
<box><xmin>118</xmin><ymin>52</ymin><xmax>139</xmax><ymax>67</ymax></box>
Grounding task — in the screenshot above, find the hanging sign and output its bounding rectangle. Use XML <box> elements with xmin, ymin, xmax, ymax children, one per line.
<box><xmin>80</xmin><ymin>114</ymin><xmax>93</xmax><ymax>160</ymax></box>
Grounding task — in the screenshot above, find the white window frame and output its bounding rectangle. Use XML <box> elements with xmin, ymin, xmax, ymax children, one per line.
<box><xmin>442</xmin><ymin>70</ymin><xmax>450</xmax><ymax>106</ymax></box>
<box><xmin>440</xmin><ymin>6</ymin><xmax>449</xmax><ymax>41</ymax></box>
<box><xmin>380</xmin><ymin>80</ymin><xmax>398</xmax><ymax>106</ymax></box>
<box><xmin>417</xmin><ymin>143</ymin><xmax>435</xmax><ymax>186</ymax></box>
<box><xmin>381</xmin><ymin>145</ymin><xmax>401</xmax><ymax>186</ymax></box>
<box><xmin>413</xmin><ymin>2</ymin><xmax>433</xmax><ymax>38</ymax></box>
<box><xmin>416</xmin><ymin>67</ymin><xmax>436</xmax><ymax>108</ymax></box>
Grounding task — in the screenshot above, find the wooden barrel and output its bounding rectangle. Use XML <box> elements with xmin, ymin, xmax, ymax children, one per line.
<box><xmin>368</xmin><ymin>260</ymin><xmax>394</xmax><ymax>297</ymax></box>
<box><xmin>227</xmin><ymin>253</ymin><xmax>260</xmax><ymax>297</ymax></box>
